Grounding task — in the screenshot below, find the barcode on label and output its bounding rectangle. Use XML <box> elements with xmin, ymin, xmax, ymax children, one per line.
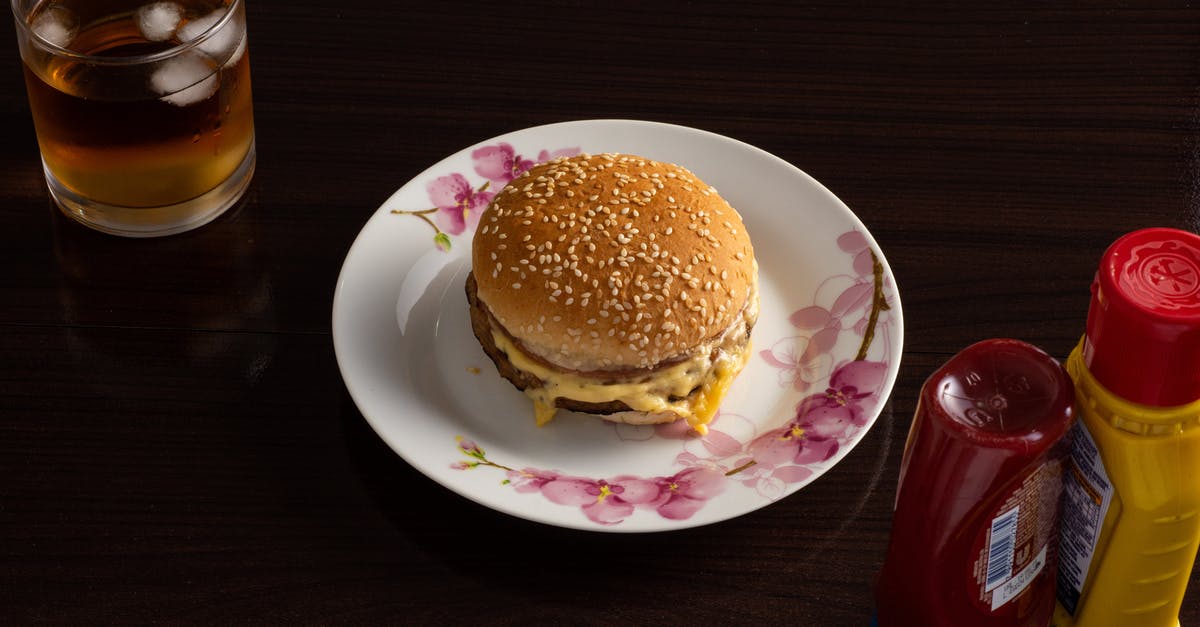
<box><xmin>985</xmin><ymin>507</ymin><xmax>1020</xmax><ymax>591</ymax></box>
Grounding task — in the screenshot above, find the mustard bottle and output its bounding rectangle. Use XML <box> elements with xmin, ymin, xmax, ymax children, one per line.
<box><xmin>1053</xmin><ymin>227</ymin><xmax>1200</xmax><ymax>627</ymax></box>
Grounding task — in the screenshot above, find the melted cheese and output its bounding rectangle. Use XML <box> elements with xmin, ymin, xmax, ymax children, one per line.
<box><xmin>685</xmin><ymin>348</ymin><xmax>749</xmax><ymax>435</ymax></box>
<box><xmin>490</xmin><ymin>328</ymin><xmax>750</xmax><ymax>434</ymax></box>
<box><xmin>533</xmin><ymin>400</ymin><xmax>558</xmax><ymax>427</ymax></box>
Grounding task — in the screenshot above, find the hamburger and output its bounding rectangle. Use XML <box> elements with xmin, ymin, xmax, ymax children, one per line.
<box><xmin>467</xmin><ymin>153</ymin><xmax>758</xmax><ymax>435</ymax></box>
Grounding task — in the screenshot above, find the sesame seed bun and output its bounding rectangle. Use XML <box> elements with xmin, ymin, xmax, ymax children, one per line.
<box><xmin>471</xmin><ymin>153</ymin><xmax>756</xmax><ymax>373</ymax></box>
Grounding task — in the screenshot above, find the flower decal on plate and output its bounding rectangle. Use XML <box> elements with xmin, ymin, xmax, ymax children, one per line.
<box><xmin>449</xmin><ymin>226</ymin><xmax>897</xmax><ymax>526</ymax></box>
<box><xmin>392</xmin><ymin>142</ymin><xmax>581</xmax><ymax>251</ymax></box>
<box><xmin>452</xmin><ymin>437</ymin><xmax>726</xmax><ymax>525</ymax></box>
<box><xmin>427</xmin><ymin>173</ymin><xmax>493</xmax><ymax>236</ymax></box>
<box><xmin>714</xmin><ymin>359</ymin><xmax>888</xmax><ymax>499</ymax></box>
<box><xmin>472</xmin><ymin>142</ymin><xmax>582</xmax><ymax>187</ymax></box>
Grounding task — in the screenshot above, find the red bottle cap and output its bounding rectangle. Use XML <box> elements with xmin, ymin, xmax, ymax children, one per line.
<box><xmin>1082</xmin><ymin>227</ymin><xmax>1200</xmax><ymax>407</ymax></box>
<box><xmin>932</xmin><ymin>339</ymin><xmax>1075</xmax><ymax>442</ymax></box>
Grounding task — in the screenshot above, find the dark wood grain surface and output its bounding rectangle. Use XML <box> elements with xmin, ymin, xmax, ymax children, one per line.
<box><xmin>3</xmin><ymin>1</ymin><xmax>1199</xmax><ymax>624</ymax></box>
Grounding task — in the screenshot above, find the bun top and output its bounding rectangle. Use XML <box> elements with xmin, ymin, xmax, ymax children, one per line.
<box><xmin>471</xmin><ymin>153</ymin><xmax>756</xmax><ymax>372</ymax></box>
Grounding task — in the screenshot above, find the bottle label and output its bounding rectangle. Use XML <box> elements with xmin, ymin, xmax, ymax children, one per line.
<box><xmin>1055</xmin><ymin>420</ymin><xmax>1114</xmax><ymax>615</ymax></box>
<box><xmin>970</xmin><ymin>459</ymin><xmax>1064</xmax><ymax>612</ymax></box>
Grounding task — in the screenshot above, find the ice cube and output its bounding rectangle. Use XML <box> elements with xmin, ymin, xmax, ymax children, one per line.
<box><xmin>223</xmin><ymin>33</ymin><xmax>247</xmax><ymax>68</ymax></box>
<box><xmin>177</xmin><ymin>10</ymin><xmax>221</xmax><ymax>42</ymax></box>
<box><xmin>31</xmin><ymin>8</ymin><xmax>77</xmax><ymax>49</ymax></box>
<box><xmin>226</xmin><ymin>28</ymin><xmax>248</xmax><ymax>67</ymax></box>
<box><xmin>136</xmin><ymin>2</ymin><xmax>183</xmax><ymax>42</ymax></box>
<box><xmin>178</xmin><ymin>9</ymin><xmax>243</xmax><ymax>65</ymax></box>
<box><xmin>150</xmin><ymin>52</ymin><xmax>217</xmax><ymax>107</ymax></box>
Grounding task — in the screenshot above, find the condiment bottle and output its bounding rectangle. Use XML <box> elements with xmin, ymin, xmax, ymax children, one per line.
<box><xmin>875</xmin><ymin>339</ymin><xmax>1075</xmax><ymax>627</ymax></box>
<box><xmin>1052</xmin><ymin>227</ymin><xmax>1200</xmax><ymax>627</ymax></box>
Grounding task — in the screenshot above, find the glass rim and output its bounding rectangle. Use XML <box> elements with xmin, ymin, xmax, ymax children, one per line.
<box><xmin>10</xmin><ymin>0</ymin><xmax>244</xmax><ymax>66</ymax></box>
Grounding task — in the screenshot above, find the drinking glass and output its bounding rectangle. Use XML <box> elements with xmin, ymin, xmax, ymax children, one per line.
<box><xmin>11</xmin><ymin>0</ymin><xmax>255</xmax><ymax>237</ymax></box>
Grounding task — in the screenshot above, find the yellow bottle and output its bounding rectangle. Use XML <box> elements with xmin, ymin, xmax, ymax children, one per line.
<box><xmin>1053</xmin><ymin>228</ymin><xmax>1200</xmax><ymax>627</ymax></box>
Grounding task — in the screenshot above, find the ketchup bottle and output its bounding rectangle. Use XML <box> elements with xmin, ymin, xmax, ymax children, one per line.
<box><xmin>1052</xmin><ymin>227</ymin><xmax>1200</xmax><ymax>627</ymax></box>
<box><xmin>875</xmin><ymin>339</ymin><xmax>1076</xmax><ymax>626</ymax></box>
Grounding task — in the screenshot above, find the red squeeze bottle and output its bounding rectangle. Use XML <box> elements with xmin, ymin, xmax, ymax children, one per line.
<box><xmin>875</xmin><ymin>339</ymin><xmax>1076</xmax><ymax>626</ymax></box>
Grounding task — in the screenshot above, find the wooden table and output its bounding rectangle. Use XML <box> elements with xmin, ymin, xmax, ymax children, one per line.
<box><xmin>3</xmin><ymin>1</ymin><xmax>1198</xmax><ymax>623</ymax></box>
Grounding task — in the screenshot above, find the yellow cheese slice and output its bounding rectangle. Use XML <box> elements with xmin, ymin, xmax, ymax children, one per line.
<box><xmin>490</xmin><ymin>327</ymin><xmax>749</xmax><ymax>434</ymax></box>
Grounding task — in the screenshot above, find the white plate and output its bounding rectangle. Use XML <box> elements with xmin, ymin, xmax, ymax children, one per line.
<box><xmin>333</xmin><ymin>120</ymin><xmax>903</xmax><ymax>532</ymax></box>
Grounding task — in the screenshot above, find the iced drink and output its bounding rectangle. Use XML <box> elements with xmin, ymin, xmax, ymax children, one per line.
<box><xmin>12</xmin><ymin>0</ymin><xmax>255</xmax><ymax>236</ymax></box>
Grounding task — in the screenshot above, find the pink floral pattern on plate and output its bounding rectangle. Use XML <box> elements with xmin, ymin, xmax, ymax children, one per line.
<box><xmin>449</xmin><ymin>220</ymin><xmax>897</xmax><ymax>526</ymax></box>
<box><xmin>391</xmin><ymin>142</ymin><xmax>581</xmax><ymax>251</ymax></box>
<box><xmin>454</xmin><ymin>437</ymin><xmax>727</xmax><ymax>525</ymax></box>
